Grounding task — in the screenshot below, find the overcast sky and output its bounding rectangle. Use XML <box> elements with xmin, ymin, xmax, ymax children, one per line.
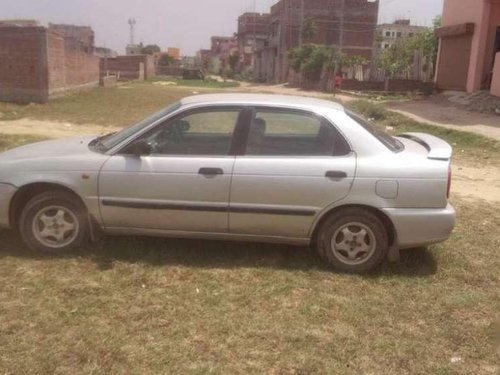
<box><xmin>0</xmin><ymin>0</ymin><xmax>443</xmax><ymax>55</ymax></box>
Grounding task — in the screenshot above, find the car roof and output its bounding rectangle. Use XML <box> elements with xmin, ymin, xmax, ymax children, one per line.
<box><xmin>180</xmin><ymin>93</ymin><xmax>345</xmax><ymax>112</ymax></box>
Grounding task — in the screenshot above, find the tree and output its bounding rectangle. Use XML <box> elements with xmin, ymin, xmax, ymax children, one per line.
<box><xmin>301</xmin><ymin>17</ymin><xmax>317</xmax><ymax>43</ymax></box>
<box><xmin>288</xmin><ymin>44</ymin><xmax>342</xmax><ymax>81</ymax></box>
<box><xmin>376</xmin><ymin>39</ymin><xmax>414</xmax><ymax>90</ymax></box>
<box><xmin>409</xmin><ymin>15</ymin><xmax>442</xmax><ymax>74</ymax></box>
<box><xmin>141</xmin><ymin>44</ymin><xmax>161</xmax><ymax>55</ymax></box>
<box><xmin>158</xmin><ymin>54</ymin><xmax>175</xmax><ymax>66</ymax></box>
<box><xmin>228</xmin><ymin>52</ymin><xmax>240</xmax><ymax>73</ymax></box>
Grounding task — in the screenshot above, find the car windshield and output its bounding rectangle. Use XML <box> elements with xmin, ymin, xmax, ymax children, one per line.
<box><xmin>96</xmin><ymin>101</ymin><xmax>182</xmax><ymax>151</ymax></box>
<box><xmin>346</xmin><ymin>111</ymin><xmax>404</xmax><ymax>152</ymax></box>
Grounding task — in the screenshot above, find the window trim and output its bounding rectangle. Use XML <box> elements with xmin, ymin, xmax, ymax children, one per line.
<box><xmin>113</xmin><ymin>105</ymin><xmax>248</xmax><ymax>157</ymax></box>
<box><xmin>237</xmin><ymin>106</ymin><xmax>352</xmax><ymax>158</ymax></box>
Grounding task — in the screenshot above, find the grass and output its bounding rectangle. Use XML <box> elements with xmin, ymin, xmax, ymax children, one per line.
<box><xmin>0</xmin><ymin>88</ymin><xmax>499</xmax><ymax>373</ymax></box>
<box><xmin>0</xmin><ymin>198</ymin><xmax>498</xmax><ymax>374</ymax></box>
<box><xmin>0</xmin><ymin>83</ymin><xmax>197</xmax><ymax>127</ymax></box>
<box><xmin>151</xmin><ymin>75</ymin><xmax>241</xmax><ymax>88</ymax></box>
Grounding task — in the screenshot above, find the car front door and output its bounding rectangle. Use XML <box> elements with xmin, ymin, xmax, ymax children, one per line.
<box><xmin>229</xmin><ymin>107</ymin><xmax>356</xmax><ymax>239</ymax></box>
<box><xmin>98</xmin><ymin>106</ymin><xmax>245</xmax><ymax>234</ymax></box>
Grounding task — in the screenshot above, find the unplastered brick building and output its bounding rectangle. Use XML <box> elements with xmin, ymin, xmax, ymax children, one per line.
<box><xmin>237</xmin><ymin>13</ymin><xmax>271</xmax><ymax>72</ymax></box>
<box><xmin>0</xmin><ymin>22</ymin><xmax>99</xmax><ymax>103</ymax></box>
<box><xmin>254</xmin><ymin>0</ymin><xmax>379</xmax><ymax>83</ymax></box>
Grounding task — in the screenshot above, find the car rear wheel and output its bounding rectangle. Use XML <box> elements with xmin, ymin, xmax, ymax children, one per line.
<box><xmin>316</xmin><ymin>208</ymin><xmax>388</xmax><ymax>273</ymax></box>
<box><xmin>19</xmin><ymin>191</ymin><xmax>89</xmax><ymax>253</ymax></box>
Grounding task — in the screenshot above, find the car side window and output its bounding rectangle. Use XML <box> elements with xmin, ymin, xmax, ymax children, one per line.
<box><xmin>140</xmin><ymin>109</ymin><xmax>241</xmax><ymax>156</ymax></box>
<box><xmin>246</xmin><ymin>109</ymin><xmax>351</xmax><ymax>156</ymax></box>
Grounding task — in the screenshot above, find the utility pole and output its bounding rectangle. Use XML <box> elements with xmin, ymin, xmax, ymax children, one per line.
<box><xmin>253</xmin><ymin>0</ymin><xmax>257</xmax><ymax>53</ymax></box>
<box><xmin>339</xmin><ymin>0</ymin><xmax>345</xmax><ymax>53</ymax></box>
<box><xmin>299</xmin><ymin>0</ymin><xmax>304</xmax><ymax>46</ymax></box>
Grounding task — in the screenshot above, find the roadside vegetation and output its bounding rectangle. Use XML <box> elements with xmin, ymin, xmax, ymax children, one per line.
<box><xmin>0</xmin><ymin>85</ymin><xmax>498</xmax><ymax>373</ymax></box>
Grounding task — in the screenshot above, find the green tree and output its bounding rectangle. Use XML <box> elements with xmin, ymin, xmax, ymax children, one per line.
<box><xmin>410</xmin><ymin>15</ymin><xmax>442</xmax><ymax>73</ymax></box>
<box><xmin>288</xmin><ymin>44</ymin><xmax>342</xmax><ymax>81</ymax></box>
<box><xmin>376</xmin><ymin>39</ymin><xmax>414</xmax><ymax>90</ymax></box>
<box><xmin>228</xmin><ymin>52</ymin><xmax>240</xmax><ymax>73</ymax></box>
<box><xmin>301</xmin><ymin>17</ymin><xmax>317</xmax><ymax>43</ymax></box>
<box><xmin>141</xmin><ymin>44</ymin><xmax>161</xmax><ymax>55</ymax></box>
<box><xmin>158</xmin><ymin>54</ymin><xmax>175</xmax><ymax>66</ymax></box>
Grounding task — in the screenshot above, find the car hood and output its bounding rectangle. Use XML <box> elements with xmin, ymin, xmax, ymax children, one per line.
<box><xmin>0</xmin><ymin>135</ymin><xmax>110</xmax><ymax>172</ymax></box>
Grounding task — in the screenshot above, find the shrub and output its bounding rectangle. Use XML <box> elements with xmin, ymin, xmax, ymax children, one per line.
<box><xmin>346</xmin><ymin>100</ymin><xmax>388</xmax><ymax>121</ymax></box>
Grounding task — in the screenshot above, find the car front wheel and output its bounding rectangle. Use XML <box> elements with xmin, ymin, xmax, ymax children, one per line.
<box><xmin>19</xmin><ymin>191</ymin><xmax>89</xmax><ymax>253</ymax></box>
<box><xmin>316</xmin><ymin>208</ymin><xmax>389</xmax><ymax>273</ymax></box>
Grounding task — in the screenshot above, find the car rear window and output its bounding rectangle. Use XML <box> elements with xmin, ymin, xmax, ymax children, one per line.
<box><xmin>346</xmin><ymin>111</ymin><xmax>404</xmax><ymax>152</ymax></box>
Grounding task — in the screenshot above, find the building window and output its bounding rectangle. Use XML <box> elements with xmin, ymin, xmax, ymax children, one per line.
<box><xmin>397</xmin><ymin>32</ymin><xmax>402</xmax><ymax>38</ymax></box>
<box><xmin>385</xmin><ymin>31</ymin><xmax>390</xmax><ymax>37</ymax></box>
<box><xmin>384</xmin><ymin>44</ymin><xmax>390</xmax><ymax>49</ymax></box>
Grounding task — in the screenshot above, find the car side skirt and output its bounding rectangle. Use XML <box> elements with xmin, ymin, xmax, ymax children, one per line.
<box><xmin>103</xmin><ymin>227</ymin><xmax>310</xmax><ymax>246</ymax></box>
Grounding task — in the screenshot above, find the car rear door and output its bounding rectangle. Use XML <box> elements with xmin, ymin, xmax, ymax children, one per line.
<box><xmin>98</xmin><ymin>106</ymin><xmax>245</xmax><ymax>233</ymax></box>
<box><xmin>229</xmin><ymin>107</ymin><xmax>356</xmax><ymax>239</ymax></box>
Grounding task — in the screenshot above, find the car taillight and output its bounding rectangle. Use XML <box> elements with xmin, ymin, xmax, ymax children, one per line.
<box><xmin>447</xmin><ymin>165</ymin><xmax>452</xmax><ymax>199</ymax></box>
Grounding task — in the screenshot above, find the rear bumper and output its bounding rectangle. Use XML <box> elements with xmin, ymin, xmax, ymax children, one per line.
<box><xmin>0</xmin><ymin>183</ymin><xmax>16</xmax><ymax>229</ymax></box>
<box><xmin>383</xmin><ymin>204</ymin><xmax>456</xmax><ymax>249</ymax></box>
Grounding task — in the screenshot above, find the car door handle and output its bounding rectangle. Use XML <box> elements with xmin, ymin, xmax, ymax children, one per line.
<box><xmin>199</xmin><ymin>167</ymin><xmax>224</xmax><ymax>176</ymax></box>
<box><xmin>325</xmin><ymin>171</ymin><xmax>348</xmax><ymax>179</ymax></box>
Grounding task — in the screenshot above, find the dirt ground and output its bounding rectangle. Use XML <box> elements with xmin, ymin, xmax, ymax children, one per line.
<box><xmin>0</xmin><ymin>118</ymin><xmax>120</xmax><ymax>138</ymax></box>
<box><xmin>387</xmin><ymin>102</ymin><xmax>500</xmax><ymax>141</ymax></box>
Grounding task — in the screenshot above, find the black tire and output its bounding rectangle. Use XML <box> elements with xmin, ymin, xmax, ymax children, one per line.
<box><xmin>19</xmin><ymin>191</ymin><xmax>89</xmax><ymax>253</ymax></box>
<box><xmin>315</xmin><ymin>208</ymin><xmax>389</xmax><ymax>273</ymax></box>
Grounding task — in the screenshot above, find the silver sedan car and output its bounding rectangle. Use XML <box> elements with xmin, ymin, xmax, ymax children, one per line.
<box><xmin>0</xmin><ymin>94</ymin><xmax>455</xmax><ymax>272</ymax></box>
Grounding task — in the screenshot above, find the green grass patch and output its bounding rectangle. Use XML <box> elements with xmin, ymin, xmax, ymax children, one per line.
<box><xmin>0</xmin><ymin>83</ymin><xmax>196</xmax><ymax>127</ymax></box>
<box><xmin>345</xmin><ymin>99</ymin><xmax>389</xmax><ymax>121</ymax></box>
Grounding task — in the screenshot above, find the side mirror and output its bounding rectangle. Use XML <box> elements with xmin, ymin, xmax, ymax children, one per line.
<box><xmin>124</xmin><ymin>139</ymin><xmax>152</xmax><ymax>157</ymax></box>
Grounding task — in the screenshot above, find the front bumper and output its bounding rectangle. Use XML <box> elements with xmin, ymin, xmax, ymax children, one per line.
<box><xmin>0</xmin><ymin>183</ymin><xmax>17</xmax><ymax>229</ymax></box>
<box><xmin>383</xmin><ymin>204</ymin><xmax>456</xmax><ymax>249</ymax></box>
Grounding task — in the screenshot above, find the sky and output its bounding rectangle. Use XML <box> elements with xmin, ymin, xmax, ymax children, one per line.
<box><xmin>0</xmin><ymin>0</ymin><xmax>443</xmax><ymax>55</ymax></box>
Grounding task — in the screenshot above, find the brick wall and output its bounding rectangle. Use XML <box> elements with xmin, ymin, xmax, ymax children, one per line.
<box><xmin>0</xmin><ymin>26</ymin><xmax>49</xmax><ymax>103</ymax></box>
<box><xmin>101</xmin><ymin>55</ymin><xmax>155</xmax><ymax>81</ymax></box>
<box><xmin>0</xmin><ymin>25</ymin><xmax>100</xmax><ymax>104</ymax></box>
<box><xmin>46</xmin><ymin>31</ymin><xmax>66</xmax><ymax>92</ymax></box>
<box><xmin>46</xmin><ymin>30</ymin><xmax>99</xmax><ymax>98</ymax></box>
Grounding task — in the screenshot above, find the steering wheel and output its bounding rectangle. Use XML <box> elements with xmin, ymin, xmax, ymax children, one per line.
<box><xmin>151</xmin><ymin>120</ymin><xmax>189</xmax><ymax>154</ymax></box>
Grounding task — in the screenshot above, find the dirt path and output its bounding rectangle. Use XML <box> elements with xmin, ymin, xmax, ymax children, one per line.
<box><xmin>0</xmin><ymin>119</ymin><xmax>120</xmax><ymax>138</ymax></box>
<box><xmin>452</xmin><ymin>164</ymin><xmax>500</xmax><ymax>203</ymax></box>
<box><xmin>387</xmin><ymin>102</ymin><xmax>500</xmax><ymax>141</ymax></box>
<box><xmin>238</xmin><ymin>83</ymin><xmax>356</xmax><ymax>103</ymax></box>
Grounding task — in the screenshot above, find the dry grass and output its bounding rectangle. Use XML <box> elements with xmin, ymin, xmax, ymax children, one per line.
<box><xmin>0</xmin><ymin>199</ymin><xmax>499</xmax><ymax>374</ymax></box>
<box><xmin>0</xmin><ymin>83</ymin><xmax>198</xmax><ymax>126</ymax></box>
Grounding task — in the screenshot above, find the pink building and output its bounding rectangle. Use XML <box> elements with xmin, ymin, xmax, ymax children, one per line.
<box><xmin>434</xmin><ymin>0</ymin><xmax>500</xmax><ymax>97</ymax></box>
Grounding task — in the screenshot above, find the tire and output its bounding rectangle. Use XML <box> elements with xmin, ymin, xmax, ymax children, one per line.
<box><xmin>19</xmin><ymin>191</ymin><xmax>89</xmax><ymax>253</ymax></box>
<box><xmin>316</xmin><ymin>208</ymin><xmax>389</xmax><ymax>273</ymax></box>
